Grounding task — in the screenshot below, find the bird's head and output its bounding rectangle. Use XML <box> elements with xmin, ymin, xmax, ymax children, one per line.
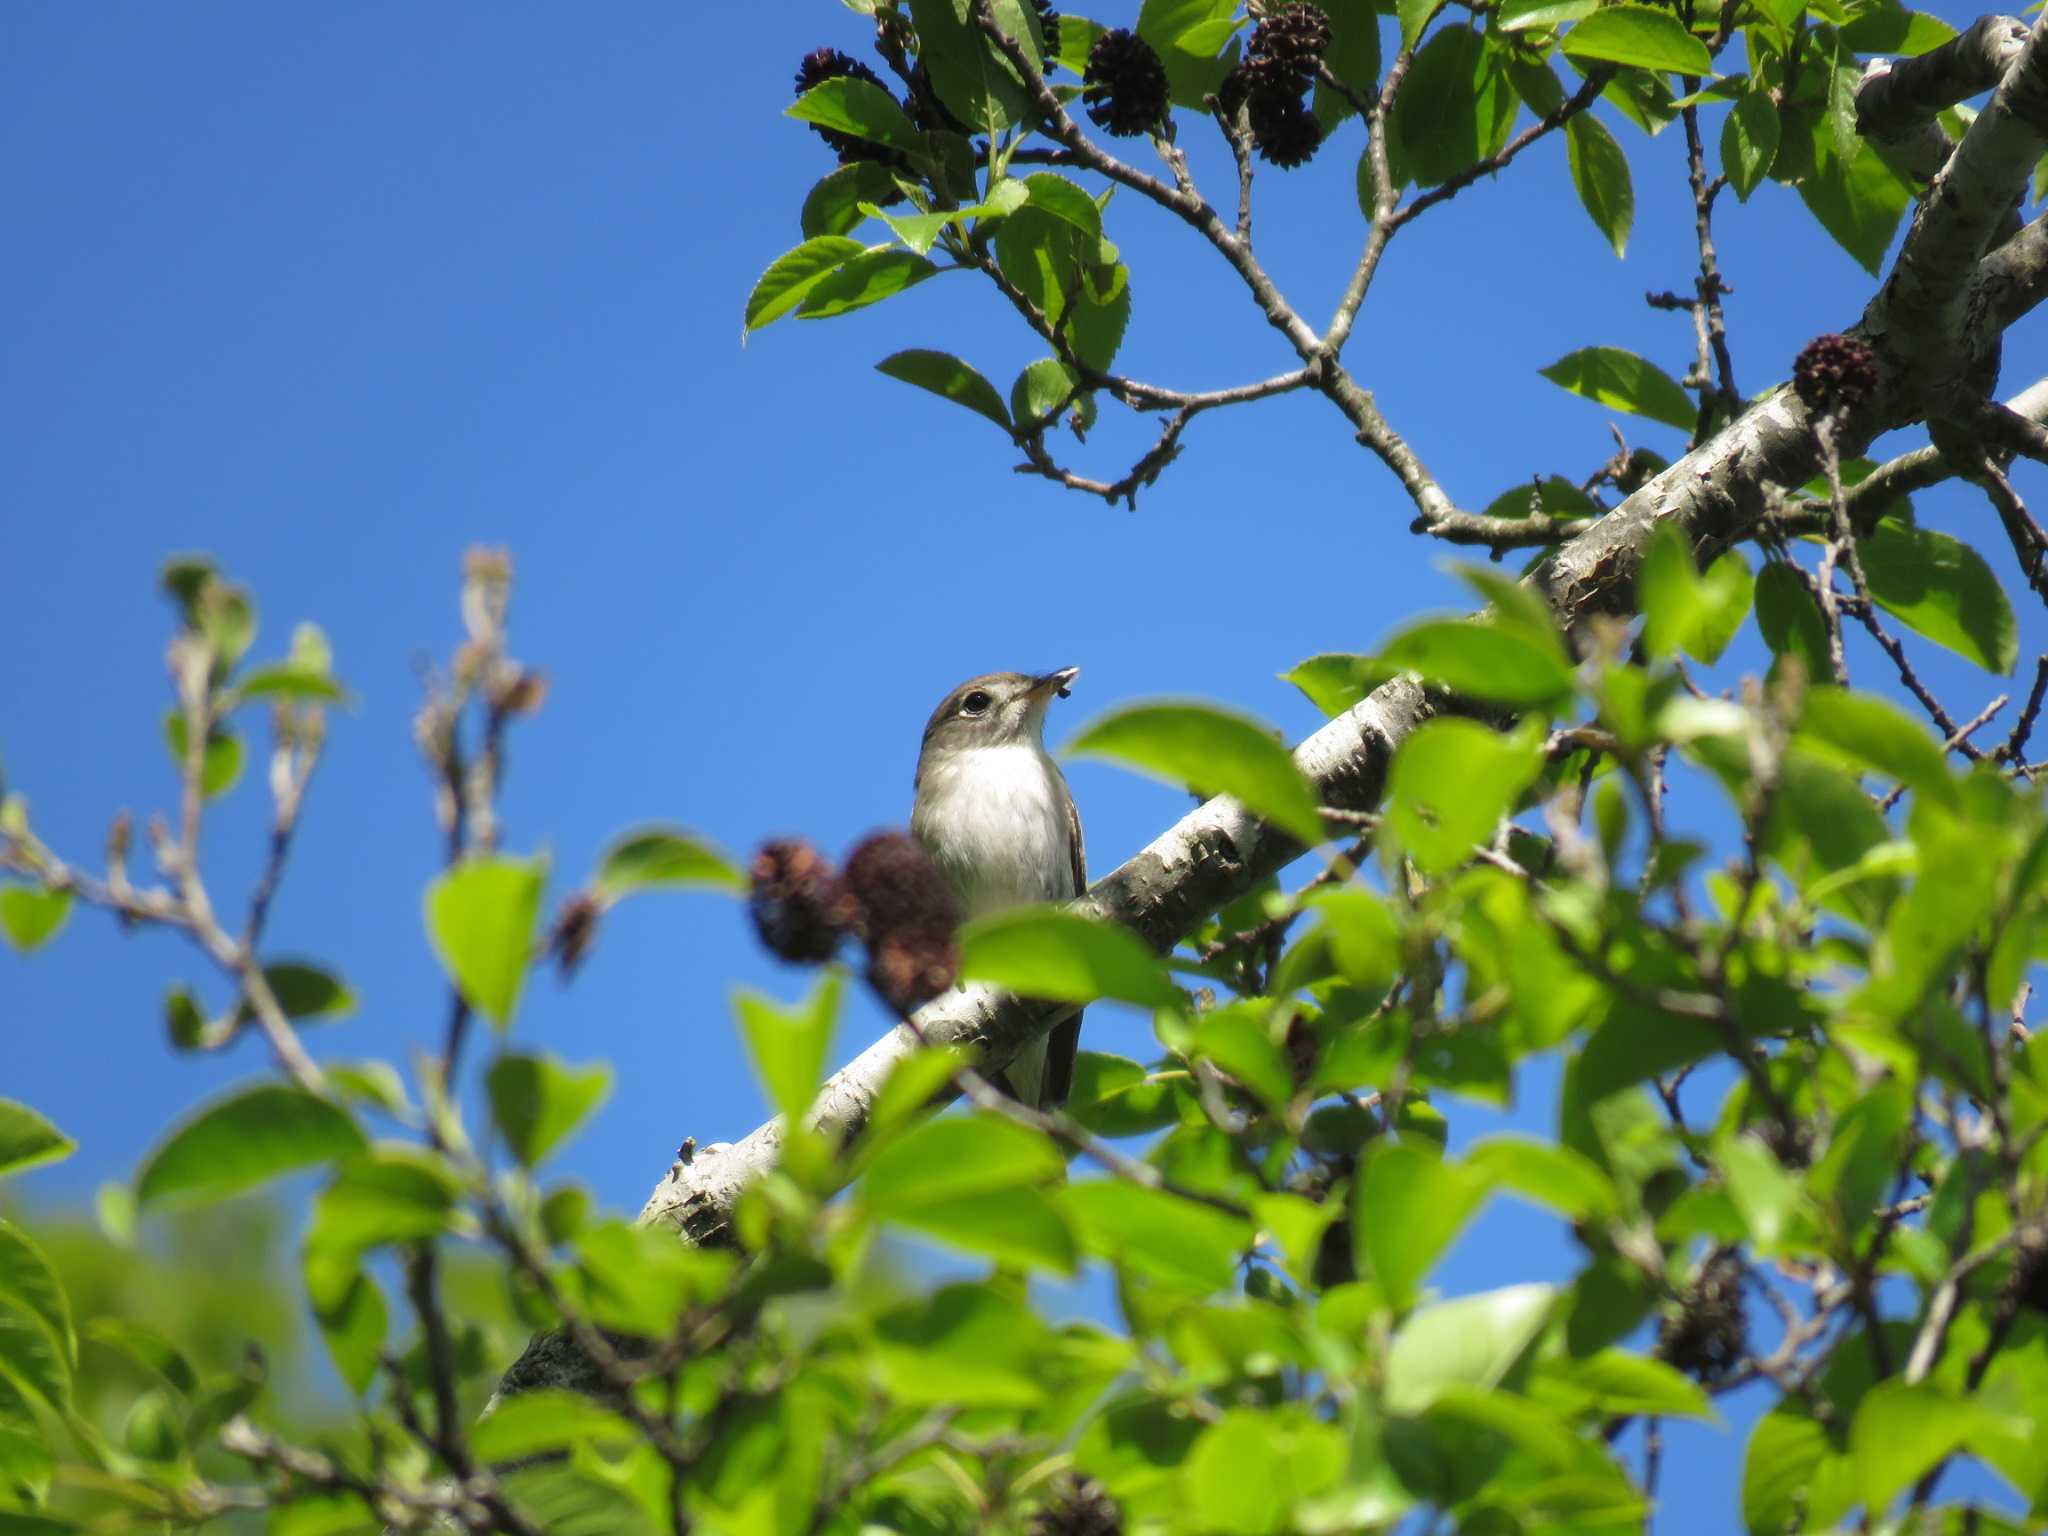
<box><xmin>919</xmin><ymin>668</ymin><xmax>1079</xmax><ymax>755</ymax></box>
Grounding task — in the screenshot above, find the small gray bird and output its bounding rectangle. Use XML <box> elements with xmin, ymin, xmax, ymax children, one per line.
<box><xmin>911</xmin><ymin>668</ymin><xmax>1085</xmax><ymax>1109</ymax></box>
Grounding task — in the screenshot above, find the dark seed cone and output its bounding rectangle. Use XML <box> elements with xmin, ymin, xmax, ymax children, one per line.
<box><xmin>906</xmin><ymin>62</ymin><xmax>970</xmax><ymax>135</ymax></box>
<box><xmin>794</xmin><ymin>47</ymin><xmax>903</xmax><ymax>164</ymax></box>
<box><xmin>748</xmin><ymin>838</ymin><xmax>857</xmax><ymax>965</ymax></box>
<box><xmin>1248</xmin><ymin>3</ymin><xmax>1331</xmax><ymax>74</ymax></box>
<box><xmin>1656</xmin><ymin>1247</ymin><xmax>1748</xmax><ymax>1383</ymax></box>
<box><xmin>1791</xmin><ymin>332</ymin><xmax>1878</xmax><ymax>415</ymax></box>
<box><xmin>1083</xmin><ymin>29</ymin><xmax>1170</xmax><ymax>137</ymax></box>
<box><xmin>1028</xmin><ymin>1473</ymin><xmax>1123</xmax><ymax>1536</ymax></box>
<box><xmin>2013</xmin><ymin>1229</ymin><xmax>2048</xmax><ymax>1314</ymax></box>
<box><xmin>1218</xmin><ymin>53</ymin><xmax>1302</xmax><ymax>120</ymax></box>
<box><xmin>1250</xmin><ymin>89</ymin><xmax>1323</xmax><ymax>168</ymax></box>
<box><xmin>1031</xmin><ymin>0</ymin><xmax>1063</xmax><ymax>62</ymax></box>
<box><xmin>867</xmin><ymin>930</ymin><xmax>961</xmax><ymax>1016</ymax></box>
<box><xmin>844</xmin><ymin>831</ymin><xmax>960</xmax><ymax>1015</ymax></box>
<box><xmin>550</xmin><ymin>892</ymin><xmax>602</xmax><ymax>979</ymax></box>
<box><xmin>843</xmin><ymin>831</ymin><xmax>959</xmax><ymax>948</ymax></box>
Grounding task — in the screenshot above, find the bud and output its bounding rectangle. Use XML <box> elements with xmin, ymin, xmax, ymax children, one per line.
<box><xmin>494</xmin><ymin>668</ymin><xmax>550</xmax><ymax>717</ymax></box>
<box><xmin>748</xmin><ymin>839</ymin><xmax>857</xmax><ymax>964</ymax></box>
<box><xmin>550</xmin><ymin>891</ymin><xmax>603</xmax><ymax>978</ymax></box>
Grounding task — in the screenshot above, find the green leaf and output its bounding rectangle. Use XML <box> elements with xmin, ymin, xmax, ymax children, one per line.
<box><xmin>231</xmin><ymin>663</ymin><xmax>348</xmax><ymax>704</ymax></box>
<box><xmin>1066</xmin><ymin>702</ymin><xmax>1325</xmax><ymax>846</ymax></box>
<box><xmin>1137</xmin><ymin>0</ymin><xmax>1242</xmax><ymax>109</ymax></box>
<box><xmin>1067</xmin><ymin>1051</ymin><xmax>1183</xmax><ymax>1136</ymax></box>
<box><xmin>1859</xmin><ymin>520</ymin><xmax>2017</xmax><ymax>674</ymax></box>
<box><xmin>1540</xmin><ymin>346</ymin><xmax>1695</xmax><ymax>431</ymax></box>
<box><xmin>1307</xmin><ymin>888</ymin><xmax>1400</xmax><ymax>993</ymax></box>
<box><xmin>796</xmin><ymin>247</ymin><xmax>940</xmax><ymax>320</ymax></box>
<box><xmin>872</xmin><ymin>1281</ymin><xmax>1054</xmax><ymax>1406</ymax></box>
<box><xmin>1387</xmin><ymin>26</ymin><xmax>1518</xmax><ymax>188</ymax></box>
<box><xmin>0</xmin><ymin>1297</ymin><xmax>68</xmax><ymax>1413</ymax></box>
<box><xmin>162</xmin><ymin>713</ymin><xmax>245</xmax><ymax>799</ymax></box>
<box><xmin>1566</xmin><ymin>114</ymin><xmax>1633</xmax><ymax>257</ymax></box>
<box><xmin>1839</xmin><ymin>4</ymin><xmax>1957</xmax><ymax>54</ymax></box>
<box><xmin>1182</xmin><ymin>1409</ymin><xmax>1346</xmax><ymax>1535</ymax></box>
<box><xmin>868</xmin><ymin>1045</ymin><xmax>973</xmax><ymax>1144</ymax></box>
<box><xmin>1850</xmin><ymin>1382</ymin><xmax>2001</xmax><ymax>1511</ymax></box>
<box><xmin>308</xmin><ymin>1145</ymin><xmax>460</xmax><ymax>1252</ymax></box>
<box><xmin>960</xmin><ymin>907</ymin><xmax>1178</xmax><ymax>1008</ymax></box>
<box><xmin>1023</xmin><ymin>172</ymin><xmax>1104</xmax><ymax>240</ymax></box>
<box><xmin>787</xmin><ymin>76</ymin><xmax>924</xmax><ymax>153</ymax></box>
<box><xmin>1384</xmin><ymin>1283</ymin><xmax>1558</xmax><ymax>1412</ymax></box>
<box><xmin>326</xmin><ymin>1060</ymin><xmax>414</xmax><ymax>1118</ymax></box>
<box><xmin>1312</xmin><ymin>0</ymin><xmax>1382</xmax><ymax>128</ymax></box>
<box><xmin>1385</xmin><ymin>719</ymin><xmax>1545</xmax><ymax>876</ymax></box>
<box><xmin>1398</xmin><ymin>0</ymin><xmax>1445</xmax><ymax>49</ymax></box>
<box><xmin>487</xmin><ymin>1054</ymin><xmax>613</xmax><ymax>1167</ymax></box>
<box><xmin>1359</xmin><ymin>1143</ymin><xmax>1486</xmax><ymax>1311</ymax></box>
<box><xmin>866</xmin><ymin>200</ymin><xmax>990</xmax><ymax>256</ymax></box>
<box><xmin>1755</xmin><ymin>559</ymin><xmax>1831</xmax><ymax>674</ymax></box>
<box><xmin>1279</xmin><ymin>654</ymin><xmax>1375</xmax><ymax>718</ymax></box>
<box><xmin>425</xmin><ymin>854</ymin><xmax>548</xmax><ymax>1031</ymax></box>
<box><xmin>305</xmin><ymin>1255</ymin><xmax>385</xmax><ymax>1396</ymax></box>
<box><xmin>1192</xmin><ymin>1006</ymin><xmax>1294</xmax><ymax>1113</ymax></box>
<box><xmin>1639</xmin><ymin>525</ymin><xmax>1752</xmax><ymax>663</ymax></box>
<box><xmin>1797</xmin><ymin>114</ymin><xmax>1912</xmax><ymax>275</ymax></box>
<box><xmin>876</xmin><ymin>350</ymin><xmax>1012</xmax><ymax>432</ymax></box>
<box><xmin>909</xmin><ymin>0</ymin><xmax>1044</xmax><ymax>134</ymax></box>
<box><xmin>0</xmin><ymin>889</ymin><xmax>71</xmax><ymax>954</ymax></box>
<box><xmin>81</xmin><ymin>1319</ymin><xmax>193</xmax><ymax>1396</ymax></box>
<box><xmin>864</xmin><ymin>1112</ymin><xmax>1066</xmax><ymax>1211</ymax></box>
<box><xmin>0</xmin><ymin>1222</ymin><xmax>74</xmax><ymax>1368</ymax></box>
<box><xmin>736</xmin><ymin>973</ymin><xmax>841</xmax><ymax>1125</ymax></box>
<box><xmin>1723</xmin><ymin>89</ymin><xmax>1780</xmax><ymax>200</ymax></box>
<box><xmin>1716</xmin><ymin>1133</ymin><xmax>1807</xmax><ymax>1250</ymax></box>
<box><xmin>1377</xmin><ymin>618</ymin><xmax>1574</xmax><ymax>708</ymax></box>
<box><xmin>595</xmin><ymin>825</ymin><xmax>741</xmax><ymax>896</ymax></box>
<box><xmin>1011</xmin><ymin>357</ymin><xmax>1084</xmax><ymax>429</ymax></box>
<box><xmin>1534</xmin><ymin>1349</ymin><xmax>1711</xmax><ymax>1419</ymax></box>
<box><xmin>877</xmin><ymin>1179</ymin><xmax>1077</xmax><ymax>1271</ymax></box>
<box><xmin>995</xmin><ymin>207</ymin><xmax>1132</xmax><ymax>372</ymax></box>
<box><xmin>1561</xmin><ymin>5</ymin><xmax>1713</xmax><ymax>73</ymax></box>
<box><xmin>1498</xmin><ymin>0</ymin><xmax>1597</xmax><ymax>31</ymax></box>
<box><xmin>742</xmin><ymin>236</ymin><xmax>863</xmax><ymax>333</ymax></box>
<box><xmin>1061</xmin><ymin>1180</ymin><xmax>1251</xmax><ymax>1292</ymax></box>
<box><xmin>1797</xmin><ymin>688</ymin><xmax>1956</xmax><ymax>806</ymax></box>
<box><xmin>1464</xmin><ymin>1135</ymin><xmax>1618</xmax><ymax>1220</ymax></box>
<box><xmin>135</xmin><ymin>1083</ymin><xmax>365</xmax><ymax>1208</ymax></box>
<box><xmin>246</xmin><ymin>961</ymin><xmax>356</xmax><ymax>1024</ymax></box>
<box><xmin>1480</xmin><ymin>475</ymin><xmax>1598</xmax><ymax>524</ymax></box>
<box><xmin>799</xmin><ymin>161</ymin><xmax>901</xmax><ymax>239</ymax></box>
<box><xmin>472</xmin><ymin>1390</ymin><xmax>638</xmax><ymax>1465</ymax></box>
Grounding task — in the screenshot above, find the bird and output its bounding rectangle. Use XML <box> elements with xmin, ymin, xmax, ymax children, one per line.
<box><xmin>910</xmin><ymin>668</ymin><xmax>1085</xmax><ymax>1109</ymax></box>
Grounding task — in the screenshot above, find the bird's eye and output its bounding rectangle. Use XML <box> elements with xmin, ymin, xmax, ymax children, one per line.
<box><xmin>961</xmin><ymin>690</ymin><xmax>992</xmax><ymax>716</ymax></box>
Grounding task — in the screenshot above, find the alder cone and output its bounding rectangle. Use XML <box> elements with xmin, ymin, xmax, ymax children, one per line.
<box><xmin>748</xmin><ymin>838</ymin><xmax>856</xmax><ymax>964</ymax></box>
<box><xmin>1083</xmin><ymin>29</ymin><xmax>1169</xmax><ymax>137</ymax></box>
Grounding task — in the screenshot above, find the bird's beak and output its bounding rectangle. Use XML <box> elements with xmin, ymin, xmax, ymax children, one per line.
<box><xmin>1031</xmin><ymin>667</ymin><xmax>1081</xmax><ymax>700</ymax></box>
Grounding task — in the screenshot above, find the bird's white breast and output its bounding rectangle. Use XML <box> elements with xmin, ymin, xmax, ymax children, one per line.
<box><xmin>913</xmin><ymin>744</ymin><xmax>1074</xmax><ymax>922</ymax></box>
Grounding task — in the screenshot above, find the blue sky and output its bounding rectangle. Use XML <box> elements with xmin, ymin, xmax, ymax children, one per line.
<box><xmin>2</xmin><ymin>2</ymin><xmax>2041</xmax><ymax>1528</ymax></box>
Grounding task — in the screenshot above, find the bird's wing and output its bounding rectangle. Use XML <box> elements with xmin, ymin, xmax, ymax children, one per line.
<box><xmin>1042</xmin><ymin>784</ymin><xmax>1086</xmax><ymax>1109</ymax></box>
